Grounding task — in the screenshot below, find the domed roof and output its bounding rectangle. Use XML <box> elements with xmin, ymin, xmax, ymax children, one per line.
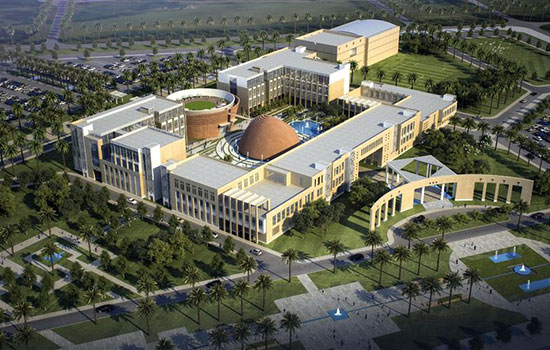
<box><xmin>239</xmin><ymin>115</ymin><xmax>300</xmax><ymax>160</ymax></box>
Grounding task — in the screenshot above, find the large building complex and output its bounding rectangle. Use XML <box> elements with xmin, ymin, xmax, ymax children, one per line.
<box><xmin>70</xmin><ymin>95</ymin><xmax>187</xmax><ymax>201</ymax></box>
<box><xmin>295</xmin><ymin>19</ymin><xmax>399</xmax><ymax>67</ymax></box>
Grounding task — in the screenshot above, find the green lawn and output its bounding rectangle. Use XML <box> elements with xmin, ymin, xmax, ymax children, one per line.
<box><xmin>373</xmin><ymin>299</ymin><xmax>527</xmax><ymax>350</ymax></box>
<box><xmin>184</xmin><ymin>100</ymin><xmax>216</xmax><ymax>110</ymax></box>
<box><xmin>265</xmin><ymin>194</ymin><xmax>425</xmax><ymax>258</ymax></box>
<box><xmin>10</xmin><ymin>333</ymin><xmax>59</xmax><ymax>350</ymax></box>
<box><xmin>512</xmin><ymin>223</ymin><xmax>550</xmax><ymax>244</ymax></box>
<box><xmin>53</xmin><ymin>277</ymin><xmax>307</xmax><ymax>344</ymax></box>
<box><xmin>309</xmin><ymin>249</ymin><xmax>451</xmax><ymax>291</ymax></box>
<box><xmin>461</xmin><ymin>88</ymin><xmax>527</xmax><ymax>118</ymax></box>
<box><xmin>0</xmin><ymin>146</ymin><xmax>74</xmax><ymax>179</ymax></box>
<box><xmin>468</xmin><ymin>37</ymin><xmax>550</xmax><ymax>85</ymax></box>
<box><xmin>414</xmin><ymin>212</ymin><xmax>509</xmax><ymax>239</ymax></box>
<box><xmin>461</xmin><ymin>244</ymin><xmax>550</xmax><ymax>301</ymax></box>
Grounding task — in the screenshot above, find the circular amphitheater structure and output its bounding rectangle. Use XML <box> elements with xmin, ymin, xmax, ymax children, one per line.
<box><xmin>167</xmin><ymin>88</ymin><xmax>240</xmax><ymax>140</ymax></box>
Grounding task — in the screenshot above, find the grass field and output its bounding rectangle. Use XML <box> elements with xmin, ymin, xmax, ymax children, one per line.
<box><xmin>373</xmin><ymin>299</ymin><xmax>527</xmax><ymax>350</ymax></box>
<box><xmin>512</xmin><ymin>223</ymin><xmax>550</xmax><ymax>244</ymax></box>
<box><xmin>467</xmin><ymin>37</ymin><xmax>550</xmax><ymax>85</ymax></box>
<box><xmin>0</xmin><ymin>0</ymin><xmax>40</xmax><ymax>28</ymax></box>
<box><xmin>0</xmin><ymin>146</ymin><xmax>73</xmax><ymax>179</ymax></box>
<box><xmin>461</xmin><ymin>244</ymin><xmax>550</xmax><ymax>301</ymax></box>
<box><xmin>53</xmin><ymin>277</ymin><xmax>307</xmax><ymax>344</ymax></box>
<box><xmin>309</xmin><ymin>248</ymin><xmax>451</xmax><ymax>291</ymax></box>
<box><xmin>184</xmin><ymin>100</ymin><xmax>216</xmax><ymax>110</ymax></box>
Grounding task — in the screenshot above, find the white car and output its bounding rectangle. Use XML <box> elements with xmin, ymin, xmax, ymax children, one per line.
<box><xmin>212</xmin><ymin>232</ymin><xmax>219</xmax><ymax>239</ymax></box>
<box><xmin>250</xmin><ymin>248</ymin><xmax>262</xmax><ymax>256</ymax></box>
<box><xmin>127</xmin><ymin>198</ymin><xmax>138</xmax><ymax>205</ymax></box>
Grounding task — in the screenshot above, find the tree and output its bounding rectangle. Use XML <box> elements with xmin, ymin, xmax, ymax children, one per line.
<box><xmin>281</xmin><ymin>248</ymin><xmax>300</xmax><ymax>282</ymax></box>
<box><xmin>402</xmin><ymin>222</ymin><xmax>419</xmax><ymax>249</ymax></box>
<box><xmin>492</xmin><ymin>125</ymin><xmax>505</xmax><ymax>150</ymax></box>
<box><xmin>14</xmin><ymin>325</ymin><xmax>34</xmax><ymax>350</ymax></box>
<box><xmin>443</xmin><ymin>271</ymin><xmax>463</xmax><ymax>308</ymax></box>
<box><xmin>209</xmin><ymin>283</ymin><xmax>228</xmax><ymax>321</ymax></box>
<box><xmin>468</xmin><ymin>335</ymin><xmax>484</xmax><ymax>350</ymax></box>
<box><xmin>13</xmin><ymin>300</ymin><xmax>33</xmax><ymax>325</ymax></box>
<box><xmin>407</xmin><ymin>72</ymin><xmax>418</xmax><ymax>89</ymax></box>
<box><xmin>115</xmin><ymin>256</ymin><xmax>128</xmax><ymax>279</ymax></box>
<box><xmin>422</xmin><ymin>275</ymin><xmax>443</xmax><ymax>313</ymax></box>
<box><xmin>0</xmin><ymin>225</ymin><xmax>17</xmax><ymax>255</ymax></box>
<box><xmin>463</xmin><ymin>268</ymin><xmax>482</xmax><ymax>303</ymax></box>
<box><xmin>373</xmin><ymin>249</ymin><xmax>392</xmax><ymax>285</ymax></box>
<box><xmin>349</xmin><ymin>60</ymin><xmax>358</xmax><ymax>83</ymax></box>
<box><xmin>100</xmin><ymin>250</ymin><xmax>111</xmax><ymax>270</ymax></box>
<box><xmin>153</xmin><ymin>205</ymin><xmax>163</xmax><ymax>225</ymax></box>
<box><xmin>257</xmin><ymin>317</ymin><xmax>278</xmax><ymax>350</ymax></box>
<box><xmin>21</xmin><ymin>265</ymin><xmax>36</xmax><ymax>288</ymax></box>
<box><xmin>156</xmin><ymin>338</ymin><xmax>175</xmax><ymax>350</ymax></box>
<box><xmin>239</xmin><ymin>255</ymin><xmax>257</xmax><ymax>281</ymax></box>
<box><xmin>209</xmin><ymin>325</ymin><xmax>228</xmax><ymax>350</ymax></box>
<box><xmin>402</xmin><ymin>281</ymin><xmax>420</xmax><ymax>317</ymax></box>
<box><xmin>81</xmin><ymin>225</ymin><xmax>96</xmax><ymax>258</ymax></box>
<box><xmin>526</xmin><ymin>317</ymin><xmax>542</xmax><ymax>335</ymax></box>
<box><xmin>210</xmin><ymin>254</ymin><xmax>225</xmax><ymax>277</ymax></box>
<box><xmin>449</xmin><ymin>115</ymin><xmax>461</xmax><ymax>131</ymax></box>
<box><xmin>137</xmin><ymin>297</ymin><xmax>157</xmax><ymax>334</ymax></box>
<box><xmin>232</xmin><ymin>320</ymin><xmax>251</xmax><ymax>350</ymax></box>
<box><xmin>280</xmin><ymin>311</ymin><xmax>301</xmax><ymax>350</ymax></box>
<box><xmin>38</xmin><ymin>206</ymin><xmax>56</xmax><ymax>237</ymax></box>
<box><xmin>495</xmin><ymin>322</ymin><xmax>512</xmax><ymax>343</ymax></box>
<box><xmin>376</xmin><ymin>69</ymin><xmax>385</xmax><ymax>83</ymax></box>
<box><xmin>364</xmin><ymin>231</ymin><xmax>383</xmax><ymax>258</ymax></box>
<box><xmin>85</xmin><ymin>284</ymin><xmax>103</xmax><ymax>323</ymax></box>
<box><xmin>324</xmin><ymin>239</ymin><xmax>346</xmax><ymax>273</ymax></box>
<box><xmin>136</xmin><ymin>202</ymin><xmax>147</xmax><ymax>218</ymax></box>
<box><xmin>42</xmin><ymin>241</ymin><xmax>59</xmax><ymax>273</ymax></box>
<box><xmin>222</xmin><ymin>236</ymin><xmax>234</xmax><ymax>255</ymax></box>
<box><xmin>360</xmin><ymin>65</ymin><xmax>369</xmax><ymax>80</ymax></box>
<box><xmin>392</xmin><ymin>246</ymin><xmax>410</xmax><ymax>280</ymax></box>
<box><xmin>188</xmin><ymin>287</ymin><xmax>208</xmax><ymax>324</ymax></box>
<box><xmin>254</xmin><ymin>274</ymin><xmax>273</xmax><ymax>311</ymax></box>
<box><xmin>413</xmin><ymin>242</ymin><xmax>429</xmax><ymax>275</ymax></box>
<box><xmin>137</xmin><ymin>273</ymin><xmax>157</xmax><ymax>299</ymax></box>
<box><xmin>513</xmin><ymin>200</ymin><xmax>529</xmax><ymax>229</ymax></box>
<box><xmin>462</xmin><ymin>117</ymin><xmax>476</xmax><ymax>134</ymax></box>
<box><xmin>392</xmin><ymin>71</ymin><xmax>401</xmax><ymax>86</ymax></box>
<box><xmin>232</xmin><ymin>280</ymin><xmax>250</xmax><ymax>317</ymax></box>
<box><xmin>435</xmin><ymin>216</ymin><xmax>453</xmax><ymax>239</ymax></box>
<box><xmin>431</xmin><ymin>237</ymin><xmax>449</xmax><ymax>271</ymax></box>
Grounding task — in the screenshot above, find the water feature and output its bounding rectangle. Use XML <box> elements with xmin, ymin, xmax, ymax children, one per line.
<box><xmin>328</xmin><ymin>307</ymin><xmax>349</xmax><ymax>321</ymax></box>
<box><xmin>519</xmin><ymin>278</ymin><xmax>550</xmax><ymax>292</ymax></box>
<box><xmin>43</xmin><ymin>252</ymin><xmax>64</xmax><ymax>263</ymax></box>
<box><xmin>489</xmin><ymin>251</ymin><xmax>521</xmax><ymax>263</ymax></box>
<box><xmin>290</xmin><ymin>120</ymin><xmax>322</xmax><ymax>138</ymax></box>
<box><xmin>513</xmin><ymin>264</ymin><xmax>532</xmax><ymax>276</ymax></box>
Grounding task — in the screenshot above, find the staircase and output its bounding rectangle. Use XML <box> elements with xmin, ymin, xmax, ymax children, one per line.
<box><xmin>423</xmin><ymin>199</ymin><xmax>454</xmax><ymax>211</ymax></box>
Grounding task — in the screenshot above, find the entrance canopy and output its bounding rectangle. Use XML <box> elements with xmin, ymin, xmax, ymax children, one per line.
<box><xmin>385</xmin><ymin>155</ymin><xmax>456</xmax><ymax>186</ymax></box>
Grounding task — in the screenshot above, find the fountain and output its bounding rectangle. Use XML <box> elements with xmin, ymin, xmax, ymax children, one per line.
<box><xmin>527</xmin><ymin>280</ymin><xmax>531</xmax><ymax>290</ymax></box>
<box><xmin>513</xmin><ymin>246</ymin><xmax>517</xmax><ymax>254</ymax></box>
<box><xmin>328</xmin><ymin>307</ymin><xmax>349</xmax><ymax>321</ymax></box>
<box><xmin>513</xmin><ymin>263</ymin><xmax>531</xmax><ymax>276</ymax></box>
<box><xmin>520</xmin><ymin>264</ymin><xmax>526</xmax><ymax>272</ymax></box>
<box><xmin>334</xmin><ymin>308</ymin><xmax>342</xmax><ymax>317</ymax></box>
<box><xmin>495</xmin><ymin>250</ymin><xmax>498</xmax><ymax>258</ymax></box>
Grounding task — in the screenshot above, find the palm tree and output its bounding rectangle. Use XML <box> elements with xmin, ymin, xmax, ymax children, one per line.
<box><xmin>376</xmin><ymin>69</ymin><xmax>385</xmax><ymax>83</ymax></box>
<box><xmin>392</xmin><ymin>71</ymin><xmax>402</xmax><ymax>86</ymax></box>
<box><xmin>412</xmin><ymin>242</ymin><xmax>429</xmax><ymax>275</ymax></box>
<box><xmin>156</xmin><ymin>338</ymin><xmax>175</xmax><ymax>350</ymax></box>
<box><xmin>365</xmin><ymin>231</ymin><xmax>383</xmax><ymax>258</ymax></box>
<box><xmin>257</xmin><ymin>317</ymin><xmax>278</xmax><ymax>350</ymax></box>
<box><xmin>402</xmin><ymin>281</ymin><xmax>420</xmax><ymax>317</ymax></box>
<box><xmin>42</xmin><ymin>241</ymin><xmax>58</xmax><ymax>273</ymax></box>
<box><xmin>271</xmin><ymin>31</ymin><xmax>280</xmax><ymax>50</ymax></box>
<box><xmin>392</xmin><ymin>246</ymin><xmax>411</xmax><ymax>280</ymax></box>
<box><xmin>12</xmin><ymin>103</ymin><xmax>24</xmax><ymax>129</ymax></box>
<box><xmin>85</xmin><ymin>285</ymin><xmax>104</xmax><ymax>323</ymax></box>
<box><xmin>286</xmin><ymin>33</ymin><xmax>293</xmax><ymax>47</ymax></box>
<box><xmin>513</xmin><ymin>200</ymin><xmax>529</xmax><ymax>229</ymax></box>
<box><xmin>431</xmin><ymin>237</ymin><xmax>449</xmax><ymax>271</ymax></box>
<box><xmin>137</xmin><ymin>297</ymin><xmax>157</xmax><ymax>334</ymax></box>
<box><xmin>187</xmin><ymin>287</ymin><xmax>208</xmax><ymax>324</ymax></box>
<box><xmin>324</xmin><ymin>239</ymin><xmax>346</xmax><ymax>273</ymax></box>
<box><xmin>462</xmin><ymin>117</ymin><xmax>476</xmax><ymax>134</ymax></box>
<box><xmin>281</xmin><ymin>248</ymin><xmax>299</xmax><ymax>282</ymax></box>
<box><xmin>477</xmin><ymin>121</ymin><xmax>490</xmax><ymax>136</ymax></box>
<box><xmin>304</xmin><ymin>13</ymin><xmax>313</xmax><ymax>32</ymax></box>
<box><xmin>407</xmin><ymin>72</ymin><xmax>418</xmax><ymax>89</ymax></box>
<box><xmin>349</xmin><ymin>60</ymin><xmax>358</xmax><ymax>83</ymax></box>
<box><xmin>373</xmin><ymin>249</ymin><xmax>392</xmax><ymax>285</ymax></box>
<box><xmin>443</xmin><ymin>271</ymin><xmax>463</xmax><ymax>308</ymax></box>
<box><xmin>81</xmin><ymin>225</ymin><xmax>96</xmax><ymax>258</ymax></box>
<box><xmin>435</xmin><ymin>216</ymin><xmax>453</xmax><ymax>239</ymax></box>
<box><xmin>209</xmin><ymin>325</ymin><xmax>228</xmax><ymax>350</ymax></box>
<box><xmin>360</xmin><ymin>66</ymin><xmax>369</xmax><ymax>80</ymax></box>
<box><xmin>13</xmin><ymin>300</ymin><xmax>33</xmax><ymax>325</ymax></box>
<box><xmin>402</xmin><ymin>222</ymin><xmax>420</xmax><ymax>249</ymax></box>
<box><xmin>280</xmin><ymin>311</ymin><xmax>301</xmax><ymax>350</ymax></box>
<box><xmin>14</xmin><ymin>325</ymin><xmax>34</xmax><ymax>350</ymax></box>
<box><xmin>463</xmin><ymin>268</ymin><xmax>482</xmax><ymax>303</ymax></box>
<box><xmin>232</xmin><ymin>280</ymin><xmax>250</xmax><ymax>317</ymax></box>
<box><xmin>516</xmin><ymin>134</ymin><xmax>527</xmax><ymax>161</ymax></box>
<box><xmin>0</xmin><ymin>225</ymin><xmax>17</xmax><ymax>255</ymax></box>
<box><xmin>184</xmin><ymin>265</ymin><xmax>201</xmax><ymax>288</ymax></box>
<box><xmin>233</xmin><ymin>16</ymin><xmax>241</xmax><ymax>34</ymax></box>
<box><xmin>30</xmin><ymin>139</ymin><xmax>43</xmax><ymax>172</ymax></box>
<box><xmin>424</xmin><ymin>78</ymin><xmax>434</xmax><ymax>92</ymax></box>
<box><xmin>55</xmin><ymin>138</ymin><xmax>69</xmax><ymax>174</ymax></box>
<box><xmin>209</xmin><ymin>283</ymin><xmax>227</xmax><ymax>321</ymax></box>
<box><xmin>292</xmin><ymin>13</ymin><xmax>299</xmax><ymax>33</ymax></box>
<box><xmin>492</xmin><ymin>125</ymin><xmax>505</xmax><ymax>150</ymax></box>
<box><xmin>239</xmin><ymin>255</ymin><xmax>257</xmax><ymax>282</ymax></box>
<box><xmin>5</xmin><ymin>143</ymin><xmax>18</xmax><ymax>178</ymax></box>
<box><xmin>448</xmin><ymin>115</ymin><xmax>461</xmax><ymax>131</ymax></box>
<box><xmin>421</xmin><ymin>275</ymin><xmax>443</xmax><ymax>313</ymax></box>
<box><xmin>233</xmin><ymin>320</ymin><xmax>251</xmax><ymax>350</ymax></box>
<box><xmin>137</xmin><ymin>273</ymin><xmax>157</xmax><ymax>299</ymax></box>
<box><xmin>253</xmin><ymin>274</ymin><xmax>273</xmax><ymax>311</ymax></box>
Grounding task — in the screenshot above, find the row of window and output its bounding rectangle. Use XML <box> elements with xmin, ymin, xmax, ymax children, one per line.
<box><xmin>104</xmin><ymin>165</ymin><xmax>140</xmax><ymax>195</ymax></box>
<box><xmin>360</xmin><ymin>137</ymin><xmax>384</xmax><ymax>156</ymax></box>
<box><xmin>237</xmin><ymin>173</ymin><xmax>261</xmax><ymax>190</ymax></box>
<box><xmin>174</xmin><ymin>179</ymin><xmax>217</xmax><ymax>202</ymax></box>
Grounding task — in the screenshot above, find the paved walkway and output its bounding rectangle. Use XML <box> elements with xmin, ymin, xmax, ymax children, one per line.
<box><xmin>39</xmin><ymin>329</ymin><xmax>75</xmax><ymax>348</ymax></box>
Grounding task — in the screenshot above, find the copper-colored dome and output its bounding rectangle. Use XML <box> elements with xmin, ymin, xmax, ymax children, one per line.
<box><xmin>239</xmin><ymin>115</ymin><xmax>300</xmax><ymax>160</ymax></box>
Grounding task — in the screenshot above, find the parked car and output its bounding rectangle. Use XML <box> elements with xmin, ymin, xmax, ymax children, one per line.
<box><xmin>127</xmin><ymin>198</ymin><xmax>138</xmax><ymax>205</ymax></box>
<box><xmin>250</xmin><ymin>248</ymin><xmax>262</xmax><ymax>256</ymax></box>
<box><xmin>212</xmin><ymin>232</ymin><xmax>219</xmax><ymax>239</ymax></box>
<box><xmin>349</xmin><ymin>253</ymin><xmax>364</xmax><ymax>262</ymax></box>
<box><xmin>96</xmin><ymin>304</ymin><xmax>115</xmax><ymax>313</ymax></box>
<box><xmin>520</xmin><ymin>99</ymin><xmax>527</xmax><ymax>103</ymax></box>
<box><xmin>205</xmin><ymin>280</ymin><xmax>222</xmax><ymax>289</ymax></box>
<box><xmin>530</xmin><ymin>92</ymin><xmax>537</xmax><ymax>96</ymax></box>
<box><xmin>412</xmin><ymin>215</ymin><xmax>426</xmax><ymax>224</ymax></box>
<box><xmin>530</xmin><ymin>212</ymin><xmax>545</xmax><ymax>220</ymax></box>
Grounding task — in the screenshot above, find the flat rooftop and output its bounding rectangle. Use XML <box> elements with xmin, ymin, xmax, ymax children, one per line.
<box><xmin>220</xmin><ymin>47</ymin><xmax>344</xmax><ymax>79</ymax></box>
<box><xmin>271</xmin><ymin>104</ymin><xmax>417</xmax><ymax>177</ymax></box>
<box><xmin>247</xmin><ymin>180</ymin><xmax>305</xmax><ymax>209</ymax></box>
<box><xmin>369</xmin><ymin>82</ymin><xmax>455</xmax><ymax>120</ymax></box>
<box><xmin>299</xmin><ymin>31</ymin><xmax>357</xmax><ymax>46</ymax></box>
<box><xmin>170</xmin><ymin>155</ymin><xmax>250</xmax><ymax>190</ymax></box>
<box><xmin>112</xmin><ymin>127</ymin><xmax>182</xmax><ymax>150</ymax></box>
<box><xmin>333</xmin><ymin>19</ymin><xmax>398</xmax><ymax>38</ymax></box>
<box><xmin>77</xmin><ymin>95</ymin><xmax>181</xmax><ymax>136</ymax></box>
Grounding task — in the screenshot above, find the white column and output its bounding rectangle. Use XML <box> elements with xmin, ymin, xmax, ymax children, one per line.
<box><xmin>391</xmin><ymin>169</ymin><xmax>395</xmax><ymax>186</ymax></box>
<box><xmin>420</xmin><ymin>187</ymin><xmax>425</xmax><ymax>204</ymax></box>
<box><xmin>385</xmin><ymin>165</ymin><xmax>389</xmax><ymax>184</ymax></box>
<box><xmin>440</xmin><ymin>183</ymin><xmax>446</xmax><ymax>201</ymax></box>
<box><xmin>396</xmin><ymin>173</ymin><xmax>400</xmax><ymax>185</ymax></box>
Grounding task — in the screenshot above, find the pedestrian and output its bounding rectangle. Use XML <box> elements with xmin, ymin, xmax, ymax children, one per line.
<box><xmin>474</xmin><ymin>245</ymin><xmax>477</xmax><ymax>250</ymax></box>
<box><xmin>365</xmin><ymin>313</ymin><xmax>367</xmax><ymax>320</ymax></box>
<box><xmin>341</xmin><ymin>340</ymin><xmax>343</xmax><ymax>347</ymax></box>
<box><xmin>489</xmin><ymin>289</ymin><xmax>492</xmax><ymax>294</ymax></box>
<box><xmin>353</xmin><ymin>301</ymin><xmax>355</xmax><ymax>306</ymax></box>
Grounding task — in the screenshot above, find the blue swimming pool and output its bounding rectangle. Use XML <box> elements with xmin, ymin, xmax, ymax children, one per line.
<box><xmin>489</xmin><ymin>252</ymin><xmax>520</xmax><ymax>263</ymax></box>
<box><xmin>519</xmin><ymin>278</ymin><xmax>550</xmax><ymax>293</ymax></box>
<box><xmin>290</xmin><ymin>120</ymin><xmax>322</xmax><ymax>138</ymax></box>
<box><xmin>44</xmin><ymin>252</ymin><xmax>64</xmax><ymax>263</ymax></box>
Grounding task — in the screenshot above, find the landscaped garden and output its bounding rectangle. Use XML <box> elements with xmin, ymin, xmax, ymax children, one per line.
<box><xmin>373</xmin><ymin>299</ymin><xmax>527</xmax><ymax>350</ymax></box>
<box><xmin>512</xmin><ymin>223</ymin><xmax>550</xmax><ymax>244</ymax></box>
<box><xmin>184</xmin><ymin>100</ymin><xmax>217</xmax><ymax>110</ymax></box>
<box><xmin>461</xmin><ymin>244</ymin><xmax>550</xmax><ymax>301</ymax></box>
